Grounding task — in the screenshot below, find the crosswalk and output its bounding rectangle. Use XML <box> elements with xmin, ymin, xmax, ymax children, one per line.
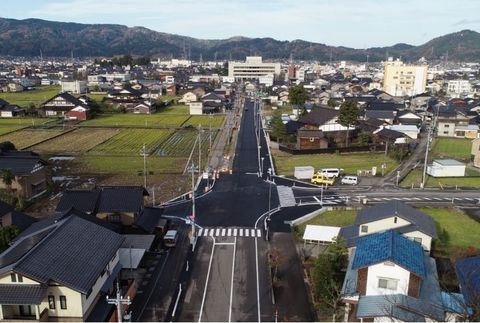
<box><xmin>197</xmin><ymin>227</ymin><xmax>262</xmax><ymax>238</ymax></box>
<box><xmin>367</xmin><ymin>196</ymin><xmax>479</xmax><ymax>203</ymax></box>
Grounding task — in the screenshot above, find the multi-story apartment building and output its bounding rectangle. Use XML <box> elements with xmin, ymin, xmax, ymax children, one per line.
<box><xmin>383</xmin><ymin>58</ymin><xmax>427</xmax><ymax>97</ymax></box>
<box><xmin>228</xmin><ymin>56</ymin><xmax>281</xmax><ymax>81</ymax></box>
<box><xmin>447</xmin><ymin>80</ymin><xmax>472</xmax><ymax>98</ymax></box>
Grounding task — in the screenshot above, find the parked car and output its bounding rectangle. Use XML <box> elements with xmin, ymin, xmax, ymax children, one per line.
<box><xmin>341</xmin><ymin>176</ymin><xmax>358</xmax><ymax>185</ymax></box>
<box><xmin>163</xmin><ymin>230</ymin><xmax>178</xmax><ymax>247</ymax></box>
<box><xmin>320</xmin><ymin>168</ymin><xmax>344</xmax><ymax>179</ymax></box>
<box><xmin>311</xmin><ymin>173</ymin><xmax>335</xmax><ymax>186</ymax></box>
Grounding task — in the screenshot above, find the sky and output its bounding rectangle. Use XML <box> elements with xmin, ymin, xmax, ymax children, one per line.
<box><xmin>3</xmin><ymin>0</ymin><xmax>480</xmax><ymax>48</ymax></box>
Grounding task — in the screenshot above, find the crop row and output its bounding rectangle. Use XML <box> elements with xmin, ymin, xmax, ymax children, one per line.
<box><xmin>0</xmin><ymin>129</ymin><xmax>67</xmax><ymax>149</ymax></box>
<box><xmin>32</xmin><ymin>128</ymin><xmax>120</xmax><ymax>154</ymax></box>
<box><xmin>154</xmin><ymin>130</ymin><xmax>216</xmax><ymax>157</ymax></box>
<box><xmin>89</xmin><ymin>129</ymin><xmax>173</xmax><ymax>156</ymax></box>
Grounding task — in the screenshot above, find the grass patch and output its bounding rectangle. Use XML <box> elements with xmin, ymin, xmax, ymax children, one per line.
<box><xmin>274</xmin><ymin>152</ymin><xmax>399</xmax><ymax>176</ymax></box>
<box><xmin>0</xmin><ymin>118</ymin><xmax>54</xmax><ymax>125</ymax></box>
<box><xmin>81</xmin><ymin>112</ymin><xmax>189</xmax><ymax>127</ymax></box>
<box><xmin>432</xmin><ymin>138</ymin><xmax>473</xmax><ymax>162</ymax></box>
<box><xmin>400</xmin><ymin>169</ymin><xmax>480</xmax><ymax>188</ymax></box>
<box><xmin>155</xmin><ymin>104</ymin><xmax>189</xmax><ymax>115</ymax></box>
<box><xmin>89</xmin><ymin>129</ymin><xmax>172</xmax><ymax>156</ymax></box>
<box><xmin>294</xmin><ymin>209</ymin><xmax>357</xmax><ymax>238</ymax></box>
<box><xmin>0</xmin><ymin>125</ymin><xmax>27</xmax><ymax>136</ymax></box>
<box><xmin>86</xmin><ymin>93</ymin><xmax>106</xmax><ymax>102</ymax></box>
<box><xmin>0</xmin><ymin>86</ymin><xmax>60</xmax><ymax>108</ymax></box>
<box><xmin>31</xmin><ymin>128</ymin><xmax>120</xmax><ymax>154</ymax></box>
<box><xmin>78</xmin><ymin>155</ymin><xmax>187</xmax><ymax>174</ymax></box>
<box><xmin>421</xmin><ymin>207</ymin><xmax>480</xmax><ymax>248</ymax></box>
<box><xmin>0</xmin><ymin>128</ymin><xmax>66</xmax><ymax>149</ymax></box>
<box><xmin>184</xmin><ymin>115</ymin><xmax>225</xmax><ymax>128</ymax></box>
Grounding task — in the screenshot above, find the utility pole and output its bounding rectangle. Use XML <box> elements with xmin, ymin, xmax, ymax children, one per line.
<box><xmin>106</xmin><ymin>280</ymin><xmax>131</xmax><ymax>323</ymax></box>
<box><xmin>421</xmin><ymin>126</ymin><xmax>432</xmax><ymax>188</ymax></box>
<box><xmin>209</xmin><ymin>114</ymin><xmax>212</xmax><ymax>153</ymax></box>
<box><xmin>188</xmin><ymin>164</ymin><xmax>198</xmax><ymax>249</ymax></box>
<box><xmin>141</xmin><ymin>144</ymin><xmax>148</xmax><ymax>188</ymax></box>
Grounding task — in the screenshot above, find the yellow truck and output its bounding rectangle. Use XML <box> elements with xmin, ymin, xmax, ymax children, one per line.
<box><xmin>311</xmin><ymin>173</ymin><xmax>335</xmax><ymax>186</ymax></box>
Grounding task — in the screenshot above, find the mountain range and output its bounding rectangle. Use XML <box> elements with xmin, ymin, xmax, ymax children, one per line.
<box><xmin>1</xmin><ymin>17</ymin><xmax>480</xmax><ymax>62</ymax></box>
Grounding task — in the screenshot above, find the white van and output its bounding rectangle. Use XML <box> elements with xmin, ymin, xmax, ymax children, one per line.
<box><xmin>341</xmin><ymin>176</ymin><xmax>358</xmax><ymax>185</ymax></box>
<box><xmin>163</xmin><ymin>230</ymin><xmax>178</xmax><ymax>247</ymax></box>
<box><xmin>320</xmin><ymin>168</ymin><xmax>343</xmax><ymax>179</ymax></box>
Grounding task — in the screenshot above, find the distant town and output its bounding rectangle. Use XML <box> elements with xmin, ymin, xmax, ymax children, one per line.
<box><xmin>0</xmin><ymin>35</ymin><xmax>478</xmax><ymax>323</ymax></box>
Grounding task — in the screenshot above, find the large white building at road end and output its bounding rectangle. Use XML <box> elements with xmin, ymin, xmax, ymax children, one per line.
<box><xmin>228</xmin><ymin>56</ymin><xmax>281</xmax><ymax>83</ymax></box>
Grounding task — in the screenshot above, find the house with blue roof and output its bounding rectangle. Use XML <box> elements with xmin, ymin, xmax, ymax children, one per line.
<box><xmin>341</xmin><ymin>230</ymin><xmax>446</xmax><ymax>322</ymax></box>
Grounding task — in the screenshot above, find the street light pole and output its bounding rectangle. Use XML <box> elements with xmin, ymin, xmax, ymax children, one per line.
<box><xmin>198</xmin><ymin>125</ymin><xmax>202</xmax><ymax>173</ymax></box>
<box><xmin>261</xmin><ymin>157</ymin><xmax>264</xmax><ymax>178</ymax></box>
<box><xmin>188</xmin><ymin>164</ymin><xmax>197</xmax><ymax>249</ymax></box>
<box><xmin>106</xmin><ymin>280</ymin><xmax>131</xmax><ymax>323</ymax></box>
<box><xmin>421</xmin><ymin>126</ymin><xmax>432</xmax><ymax>189</ymax></box>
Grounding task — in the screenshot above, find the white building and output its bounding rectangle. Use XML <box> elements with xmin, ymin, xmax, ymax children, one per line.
<box><xmin>189</xmin><ymin>102</ymin><xmax>203</xmax><ymax>115</ymax></box>
<box><xmin>427</xmin><ymin>159</ymin><xmax>466</xmax><ymax>177</ymax></box>
<box><xmin>228</xmin><ymin>56</ymin><xmax>281</xmax><ymax>80</ymax></box>
<box><xmin>447</xmin><ymin>80</ymin><xmax>472</xmax><ymax>98</ymax></box>
<box><xmin>383</xmin><ymin>58</ymin><xmax>427</xmax><ymax>97</ymax></box>
<box><xmin>61</xmin><ymin>80</ymin><xmax>87</xmax><ymax>94</ymax></box>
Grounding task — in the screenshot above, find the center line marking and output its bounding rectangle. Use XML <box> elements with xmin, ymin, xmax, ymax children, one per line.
<box><xmin>198</xmin><ymin>239</ymin><xmax>215</xmax><ymax>322</ymax></box>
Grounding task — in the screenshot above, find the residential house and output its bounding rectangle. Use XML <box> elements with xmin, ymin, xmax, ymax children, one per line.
<box><xmin>56</xmin><ymin>186</ymin><xmax>149</xmax><ymax>226</ymax></box>
<box><xmin>341</xmin><ymin>230</ymin><xmax>446</xmax><ymax>322</ymax></box>
<box><xmin>296</xmin><ymin>129</ymin><xmax>328</xmax><ymax>150</ymax></box>
<box><xmin>397</xmin><ymin>111</ymin><xmax>422</xmax><ymax>126</ymax></box>
<box><xmin>388</xmin><ymin>125</ymin><xmax>420</xmax><ymax>140</ymax></box>
<box><xmin>0</xmin><ymin>200</ymin><xmax>36</xmax><ymax>232</ymax></box>
<box><xmin>0</xmin><ymin>105</ymin><xmax>25</xmax><ymax>118</ymax></box>
<box><xmin>106</xmin><ymin>87</ymin><xmax>144</xmax><ymax>112</ymax></box>
<box><xmin>435</xmin><ymin>106</ymin><xmax>478</xmax><ymax>138</ymax></box>
<box><xmin>166</xmin><ymin>84</ymin><xmax>177</xmax><ymax>96</ymax></box>
<box><xmin>40</xmin><ymin>92</ymin><xmax>91</xmax><ymax>120</ymax></box>
<box><xmin>339</xmin><ymin>201</ymin><xmax>437</xmax><ymax>252</ymax></box>
<box><xmin>0</xmin><ymin>209</ymin><xmax>124</xmax><ymax>321</ymax></box>
<box><xmin>0</xmin><ymin>150</ymin><xmax>48</xmax><ymax>200</ymax></box>
<box><xmin>179</xmin><ymin>92</ymin><xmax>198</xmax><ymax>104</ymax></box>
<box><xmin>298</xmin><ymin>106</ymin><xmax>356</xmax><ymax>133</ymax></box>
<box><xmin>125</xmin><ymin>101</ymin><xmax>155</xmax><ymax>114</ymax></box>
<box><xmin>373</xmin><ymin>127</ymin><xmax>410</xmax><ymax>145</ymax></box>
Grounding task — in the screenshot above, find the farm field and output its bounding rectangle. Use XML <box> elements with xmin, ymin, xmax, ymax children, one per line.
<box><xmin>0</xmin><ymin>128</ymin><xmax>67</xmax><ymax>149</ymax></box>
<box><xmin>0</xmin><ymin>118</ymin><xmax>54</xmax><ymax>125</ymax></box>
<box><xmin>81</xmin><ymin>113</ymin><xmax>189</xmax><ymax>127</ymax></box>
<box><xmin>89</xmin><ymin>129</ymin><xmax>172</xmax><ymax>156</ymax></box>
<box><xmin>78</xmin><ymin>155</ymin><xmax>188</xmax><ymax>174</ymax></box>
<box><xmin>154</xmin><ymin>130</ymin><xmax>215</xmax><ymax>157</ymax></box>
<box><xmin>31</xmin><ymin>128</ymin><xmax>120</xmax><ymax>154</ymax></box>
<box><xmin>0</xmin><ymin>86</ymin><xmax>60</xmax><ymax>108</ymax></box>
<box><xmin>273</xmin><ymin>151</ymin><xmax>400</xmax><ymax>176</ymax></box>
<box><xmin>431</xmin><ymin>138</ymin><xmax>472</xmax><ymax>162</ymax></box>
<box><xmin>0</xmin><ymin>125</ymin><xmax>27</xmax><ymax>136</ymax></box>
<box><xmin>184</xmin><ymin>115</ymin><xmax>225</xmax><ymax>128</ymax></box>
<box><xmin>156</xmin><ymin>104</ymin><xmax>189</xmax><ymax>115</ymax></box>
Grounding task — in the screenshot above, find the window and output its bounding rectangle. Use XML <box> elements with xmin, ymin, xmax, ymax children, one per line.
<box><xmin>17</xmin><ymin>274</ymin><xmax>23</xmax><ymax>283</ymax></box>
<box><xmin>10</xmin><ymin>273</ymin><xmax>16</xmax><ymax>282</ymax></box>
<box><xmin>394</xmin><ymin>216</ymin><xmax>397</xmax><ymax>224</ymax></box>
<box><xmin>378</xmin><ymin>278</ymin><xmax>398</xmax><ymax>290</ymax></box>
<box><xmin>60</xmin><ymin>296</ymin><xmax>67</xmax><ymax>310</ymax></box>
<box><xmin>444</xmin><ymin>124</ymin><xmax>450</xmax><ymax>128</ymax></box>
<box><xmin>414</xmin><ymin>237</ymin><xmax>422</xmax><ymax>244</ymax></box>
<box><xmin>108</xmin><ymin>214</ymin><xmax>121</xmax><ymax>223</ymax></box>
<box><xmin>48</xmin><ymin>295</ymin><xmax>55</xmax><ymax>309</ymax></box>
<box><xmin>443</xmin><ymin>131</ymin><xmax>449</xmax><ymax>135</ymax></box>
<box><xmin>361</xmin><ymin>225</ymin><xmax>368</xmax><ymax>233</ymax></box>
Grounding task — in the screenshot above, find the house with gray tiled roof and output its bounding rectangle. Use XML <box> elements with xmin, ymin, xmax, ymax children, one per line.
<box><xmin>0</xmin><ymin>209</ymin><xmax>124</xmax><ymax>321</ymax></box>
<box><xmin>341</xmin><ymin>230</ymin><xmax>446</xmax><ymax>322</ymax></box>
<box><xmin>339</xmin><ymin>201</ymin><xmax>437</xmax><ymax>252</ymax></box>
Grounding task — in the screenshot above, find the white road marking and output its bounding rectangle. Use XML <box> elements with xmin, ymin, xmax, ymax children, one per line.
<box><xmin>215</xmin><ymin>228</ymin><xmax>220</xmax><ymax>236</ymax></box>
<box><xmin>198</xmin><ymin>228</ymin><xmax>203</xmax><ymax>236</ymax></box>
<box><xmin>464</xmin><ymin>198</ymin><xmax>474</xmax><ymax>201</ymax></box>
<box><xmin>239</xmin><ymin>228</ymin><xmax>243</xmax><ymax>237</ymax></box>
<box><xmin>251</xmin><ymin>229</ymin><xmax>256</xmax><ymax>237</ymax></box>
<box><xmin>256</xmin><ymin>229</ymin><xmax>262</xmax><ymax>237</ymax></box>
<box><xmin>412</xmin><ymin>198</ymin><xmax>421</xmax><ymax>201</ymax></box>
<box><xmin>227</xmin><ymin>228</ymin><xmax>232</xmax><ymax>236</ymax></box>
<box><xmin>313</xmin><ymin>196</ymin><xmax>321</xmax><ymax>203</ymax></box>
<box><xmin>198</xmin><ymin>241</ymin><xmax>215</xmax><ymax>322</ymax></box>
<box><xmin>433</xmin><ymin>197</ymin><xmax>443</xmax><ymax>200</ymax></box>
<box><xmin>423</xmin><ymin>197</ymin><xmax>432</xmax><ymax>200</ymax></box>
<box><xmin>233</xmin><ymin>228</ymin><xmax>237</xmax><ymax>236</ymax></box>
<box><xmin>245</xmin><ymin>229</ymin><xmax>250</xmax><ymax>237</ymax></box>
<box><xmin>203</xmin><ymin>229</ymin><xmax>209</xmax><ymax>237</ymax></box>
<box><xmin>228</xmin><ymin>237</ymin><xmax>237</xmax><ymax>322</ymax></box>
<box><xmin>209</xmin><ymin>229</ymin><xmax>214</xmax><ymax>237</ymax></box>
<box><xmin>221</xmin><ymin>228</ymin><xmax>226</xmax><ymax>236</ymax></box>
<box><xmin>254</xmin><ymin>232</ymin><xmax>261</xmax><ymax>321</ymax></box>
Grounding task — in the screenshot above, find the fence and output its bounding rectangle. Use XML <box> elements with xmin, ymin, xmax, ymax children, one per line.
<box><xmin>278</xmin><ymin>143</ymin><xmax>386</xmax><ymax>155</ymax></box>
